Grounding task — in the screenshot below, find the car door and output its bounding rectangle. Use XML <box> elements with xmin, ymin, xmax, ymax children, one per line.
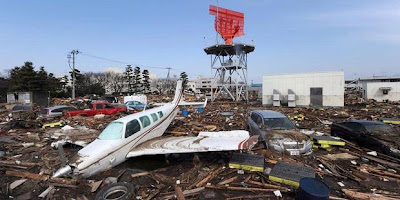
<box><xmin>95</xmin><ymin>103</ymin><xmax>104</xmax><ymax>114</ymax></box>
<box><xmin>104</xmin><ymin>103</ymin><xmax>116</xmax><ymax>115</ymax></box>
<box><xmin>248</xmin><ymin>112</ymin><xmax>258</xmax><ymax>135</ymax></box>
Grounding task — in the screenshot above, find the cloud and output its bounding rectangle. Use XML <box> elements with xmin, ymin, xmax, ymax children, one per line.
<box><xmin>105</xmin><ymin>67</ymin><xmax>122</xmax><ymax>73</ymax></box>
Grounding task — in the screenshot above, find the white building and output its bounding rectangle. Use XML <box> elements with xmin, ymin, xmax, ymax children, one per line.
<box><xmin>186</xmin><ymin>81</ymin><xmax>196</xmax><ymax>92</ymax></box>
<box><xmin>360</xmin><ymin>76</ymin><xmax>400</xmax><ymax>102</ymax></box>
<box><xmin>262</xmin><ymin>71</ymin><xmax>344</xmax><ymax>107</ymax></box>
<box><xmin>194</xmin><ymin>77</ymin><xmax>212</xmax><ymax>93</ymax></box>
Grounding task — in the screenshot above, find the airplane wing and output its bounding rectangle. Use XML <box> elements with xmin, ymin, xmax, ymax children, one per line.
<box><xmin>153</xmin><ymin>99</ymin><xmax>207</xmax><ymax>108</ymax></box>
<box><xmin>126</xmin><ymin>130</ymin><xmax>258</xmax><ymax>158</ymax></box>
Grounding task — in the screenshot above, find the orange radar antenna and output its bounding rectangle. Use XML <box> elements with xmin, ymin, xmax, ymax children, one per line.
<box><xmin>209</xmin><ymin>5</ymin><xmax>244</xmax><ymax>45</ymax></box>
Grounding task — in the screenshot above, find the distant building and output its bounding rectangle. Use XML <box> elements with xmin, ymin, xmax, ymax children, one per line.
<box><xmin>262</xmin><ymin>71</ymin><xmax>344</xmax><ymax>107</ymax></box>
<box><xmin>7</xmin><ymin>91</ymin><xmax>49</xmax><ymax>107</ymax></box>
<box><xmin>359</xmin><ymin>76</ymin><xmax>400</xmax><ymax>102</ymax></box>
<box><xmin>248</xmin><ymin>83</ymin><xmax>262</xmax><ymax>100</ymax></box>
<box><xmin>186</xmin><ymin>81</ymin><xmax>196</xmax><ymax>92</ymax></box>
<box><xmin>194</xmin><ymin>77</ymin><xmax>212</xmax><ymax>93</ymax></box>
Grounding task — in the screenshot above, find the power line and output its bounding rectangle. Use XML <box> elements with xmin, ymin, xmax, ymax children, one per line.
<box><xmin>79</xmin><ymin>52</ymin><xmax>169</xmax><ymax>70</ymax></box>
<box><xmin>78</xmin><ymin>51</ymin><xmax>204</xmax><ymax>78</ymax></box>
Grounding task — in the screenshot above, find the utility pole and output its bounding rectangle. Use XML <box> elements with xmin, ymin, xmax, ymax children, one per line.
<box><xmin>68</xmin><ymin>50</ymin><xmax>80</xmax><ymax>99</ymax></box>
<box><xmin>166</xmin><ymin>67</ymin><xmax>172</xmax><ymax>79</ymax></box>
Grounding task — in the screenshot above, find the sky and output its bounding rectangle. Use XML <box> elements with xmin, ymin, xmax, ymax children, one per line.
<box><xmin>1</xmin><ymin>0</ymin><xmax>399</xmax><ymax>83</ymax></box>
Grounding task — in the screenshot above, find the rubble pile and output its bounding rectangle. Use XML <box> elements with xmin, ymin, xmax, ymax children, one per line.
<box><xmin>0</xmin><ymin>95</ymin><xmax>400</xmax><ymax>199</ymax></box>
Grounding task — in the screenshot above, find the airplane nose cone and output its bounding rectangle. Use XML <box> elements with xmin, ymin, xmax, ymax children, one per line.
<box><xmin>52</xmin><ymin>165</ymin><xmax>72</xmax><ymax>178</ymax></box>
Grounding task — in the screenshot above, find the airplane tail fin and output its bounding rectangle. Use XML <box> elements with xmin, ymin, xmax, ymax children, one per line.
<box><xmin>172</xmin><ymin>80</ymin><xmax>183</xmax><ymax>105</ymax></box>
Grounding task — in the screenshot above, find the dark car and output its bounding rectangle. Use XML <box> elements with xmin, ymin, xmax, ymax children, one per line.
<box><xmin>247</xmin><ymin>110</ymin><xmax>312</xmax><ymax>155</ymax></box>
<box><xmin>331</xmin><ymin>120</ymin><xmax>400</xmax><ymax>158</ymax></box>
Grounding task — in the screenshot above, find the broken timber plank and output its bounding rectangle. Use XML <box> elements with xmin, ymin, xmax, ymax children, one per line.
<box><xmin>226</xmin><ymin>194</ymin><xmax>276</xmax><ymax>200</ymax></box>
<box><xmin>342</xmin><ymin>189</ymin><xmax>399</xmax><ymax>200</ymax></box>
<box><xmin>206</xmin><ymin>185</ymin><xmax>279</xmax><ymax>192</ymax></box>
<box><xmin>131</xmin><ymin>171</ymin><xmax>150</xmax><ymax>178</ymax></box>
<box><xmin>6</xmin><ymin>170</ymin><xmax>76</xmax><ymax>185</ymax></box>
<box><xmin>218</xmin><ymin>176</ymin><xmax>237</xmax><ymax>185</ymax></box>
<box><xmin>0</xmin><ymin>160</ymin><xmax>38</xmax><ymax>167</ymax></box>
<box><xmin>245</xmin><ymin>180</ymin><xmax>289</xmax><ymax>191</ymax></box>
<box><xmin>175</xmin><ymin>187</ymin><xmax>185</xmax><ymax>200</ymax></box>
<box><xmin>189</xmin><ymin>167</ymin><xmax>225</xmax><ymax>189</ymax></box>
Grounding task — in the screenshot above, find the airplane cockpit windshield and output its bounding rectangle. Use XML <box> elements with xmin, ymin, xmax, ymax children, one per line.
<box><xmin>98</xmin><ymin>122</ymin><xmax>124</xmax><ymax>140</ymax></box>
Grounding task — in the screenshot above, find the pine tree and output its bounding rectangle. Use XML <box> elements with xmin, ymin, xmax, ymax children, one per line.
<box><xmin>124</xmin><ymin>65</ymin><xmax>133</xmax><ymax>94</ymax></box>
<box><xmin>142</xmin><ymin>69</ymin><xmax>150</xmax><ymax>93</ymax></box>
<box><xmin>180</xmin><ymin>72</ymin><xmax>188</xmax><ymax>90</ymax></box>
<box><xmin>133</xmin><ymin>66</ymin><xmax>142</xmax><ymax>93</ymax></box>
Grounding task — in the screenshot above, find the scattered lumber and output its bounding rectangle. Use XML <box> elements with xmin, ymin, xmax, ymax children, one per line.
<box><xmin>342</xmin><ymin>189</ymin><xmax>399</xmax><ymax>200</ymax></box>
<box><xmin>206</xmin><ymin>185</ymin><xmax>278</xmax><ymax>192</ymax></box>
<box><xmin>6</xmin><ymin>170</ymin><xmax>76</xmax><ymax>185</ymax></box>
<box><xmin>175</xmin><ymin>187</ymin><xmax>185</xmax><ymax>200</ymax></box>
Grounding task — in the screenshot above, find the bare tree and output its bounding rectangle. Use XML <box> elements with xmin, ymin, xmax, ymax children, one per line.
<box><xmin>152</xmin><ymin>78</ymin><xmax>177</xmax><ymax>94</ymax></box>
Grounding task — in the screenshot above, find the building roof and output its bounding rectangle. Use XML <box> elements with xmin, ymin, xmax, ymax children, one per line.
<box><xmin>359</xmin><ymin>76</ymin><xmax>400</xmax><ymax>81</ymax></box>
<box><xmin>252</xmin><ymin>110</ymin><xmax>286</xmax><ymax>118</ymax></box>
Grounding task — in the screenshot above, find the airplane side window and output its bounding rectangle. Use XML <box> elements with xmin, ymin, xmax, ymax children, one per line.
<box><xmin>125</xmin><ymin>119</ymin><xmax>141</xmax><ymax>138</ymax></box>
<box><xmin>158</xmin><ymin>111</ymin><xmax>163</xmax><ymax>118</ymax></box>
<box><xmin>140</xmin><ymin>116</ymin><xmax>151</xmax><ymax>128</ymax></box>
<box><xmin>151</xmin><ymin>113</ymin><xmax>158</xmax><ymax>122</ymax></box>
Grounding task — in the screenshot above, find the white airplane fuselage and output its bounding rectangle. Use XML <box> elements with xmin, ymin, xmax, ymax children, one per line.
<box><xmin>54</xmin><ymin>81</ymin><xmax>184</xmax><ymax>178</ymax></box>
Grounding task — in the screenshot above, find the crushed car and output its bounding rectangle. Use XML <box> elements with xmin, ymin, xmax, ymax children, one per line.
<box><xmin>331</xmin><ymin>119</ymin><xmax>400</xmax><ymax>158</ymax></box>
<box><xmin>247</xmin><ymin>110</ymin><xmax>312</xmax><ymax>155</ymax></box>
<box><xmin>64</xmin><ymin>101</ymin><xmax>127</xmax><ymax>117</ymax></box>
<box><xmin>38</xmin><ymin>105</ymin><xmax>77</xmax><ymax>119</ymax></box>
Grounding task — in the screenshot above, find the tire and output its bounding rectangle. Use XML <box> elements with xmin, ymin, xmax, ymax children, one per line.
<box><xmin>95</xmin><ymin>182</ymin><xmax>135</xmax><ymax>200</ymax></box>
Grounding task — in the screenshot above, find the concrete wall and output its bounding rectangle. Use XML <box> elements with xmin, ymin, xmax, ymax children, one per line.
<box><xmin>262</xmin><ymin>71</ymin><xmax>344</xmax><ymax>107</ymax></box>
<box><xmin>362</xmin><ymin>82</ymin><xmax>400</xmax><ymax>102</ymax></box>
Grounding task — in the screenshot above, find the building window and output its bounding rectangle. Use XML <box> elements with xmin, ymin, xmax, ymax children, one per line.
<box><xmin>383</xmin><ymin>90</ymin><xmax>389</xmax><ymax>95</ymax></box>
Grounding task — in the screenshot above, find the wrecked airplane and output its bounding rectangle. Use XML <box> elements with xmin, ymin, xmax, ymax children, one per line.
<box><xmin>53</xmin><ymin>80</ymin><xmax>258</xmax><ymax>178</ymax></box>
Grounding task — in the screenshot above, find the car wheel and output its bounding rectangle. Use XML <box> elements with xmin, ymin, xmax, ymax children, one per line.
<box><xmin>95</xmin><ymin>182</ymin><xmax>135</xmax><ymax>200</ymax></box>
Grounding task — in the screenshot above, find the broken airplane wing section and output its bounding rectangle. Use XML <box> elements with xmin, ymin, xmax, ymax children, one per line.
<box><xmin>126</xmin><ymin>130</ymin><xmax>258</xmax><ymax>158</ymax></box>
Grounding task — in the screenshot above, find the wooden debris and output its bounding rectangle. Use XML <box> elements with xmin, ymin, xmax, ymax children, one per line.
<box><xmin>189</xmin><ymin>167</ymin><xmax>225</xmax><ymax>189</ymax></box>
<box><xmin>323</xmin><ymin>153</ymin><xmax>358</xmax><ymax>161</ymax></box>
<box><xmin>90</xmin><ymin>180</ymin><xmax>103</xmax><ymax>193</ymax></box>
<box><xmin>342</xmin><ymin>189</ymin><xmax>400</xmax><ymax>200</ymax></box>
<box><xmin>6</xmin><ymin>170</ymin><xmax>76</xmax><ymax>185</ymax></box>
<box><xmin>9</xmin><ymin>179</ymin><xmax>27</xmax><ymax>191</ymax></box>
<box><xmin>131</xmin><ymin>171</ymin><xmax>150</xmax><ymax>178</ymax></box>
<box><xmin>0</xmin><ymin>160</ymin><xmax>39</xmax><ymax>167</ymax></box>
<box><xmin>175</xmin><ymin>186</ymin><xmax>185</xmax><ymax>200</ymax></box>
<box><xmin>206</xmin><ymin>185</ymin><xmax>279</xmax><ymax>192</ymax></box>
<box><xmin>226</xmin><ymin>194</ymin><xmax>276</xmax><ymax>200</ymax></box>
<box><xmin>218</xmin><ymin>176</ymin><xmax>237</xmax><ymax>185</ymax></box>
<box><xmin>245</xmin><ymin>180</ymin><xmax>289</xmax><ymax>190</ymax></box>
<box><xmin>38</xmin><ymin>186</ymin><xmax>54</xmax><ymax>198</ymax></box>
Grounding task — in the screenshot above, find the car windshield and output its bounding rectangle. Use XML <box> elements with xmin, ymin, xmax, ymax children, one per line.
<box><xmin>98</xmin><ymin>122</ymin><xmax>124</xmax><ymax>140</ymax></box>
<box><xmin>264</xmin><ymin>118</ymin><xmax>296</xmax><ymax>130</ymax></box>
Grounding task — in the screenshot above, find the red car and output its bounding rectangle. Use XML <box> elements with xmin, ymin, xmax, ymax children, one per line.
<box><xmin>64</xmin><ymin>101</ymin><xmax>127</xmax><ymax>117</ymax></box>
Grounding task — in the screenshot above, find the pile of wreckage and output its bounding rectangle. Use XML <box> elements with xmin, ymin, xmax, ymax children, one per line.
<box><xmin>0</xmin><ymin>88</ymin><xmax>400</xmax><ymax>199</ymax></box>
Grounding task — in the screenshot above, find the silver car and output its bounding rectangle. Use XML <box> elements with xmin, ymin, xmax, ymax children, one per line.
<box><xmin>39</xmin><ymin>105</ymin><xmax>77</xmax><ymax>119</ymax></box>
<box><xmin>247</xmin><ymin>110</ymin><xmax>312</xmax><ymax>155</ymax></box>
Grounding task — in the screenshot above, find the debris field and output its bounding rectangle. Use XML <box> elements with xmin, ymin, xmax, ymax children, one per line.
<box><xmin>0</xmin><ymin>94</ymin><xmax>400</xmax><ymax>200</ymax></box>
